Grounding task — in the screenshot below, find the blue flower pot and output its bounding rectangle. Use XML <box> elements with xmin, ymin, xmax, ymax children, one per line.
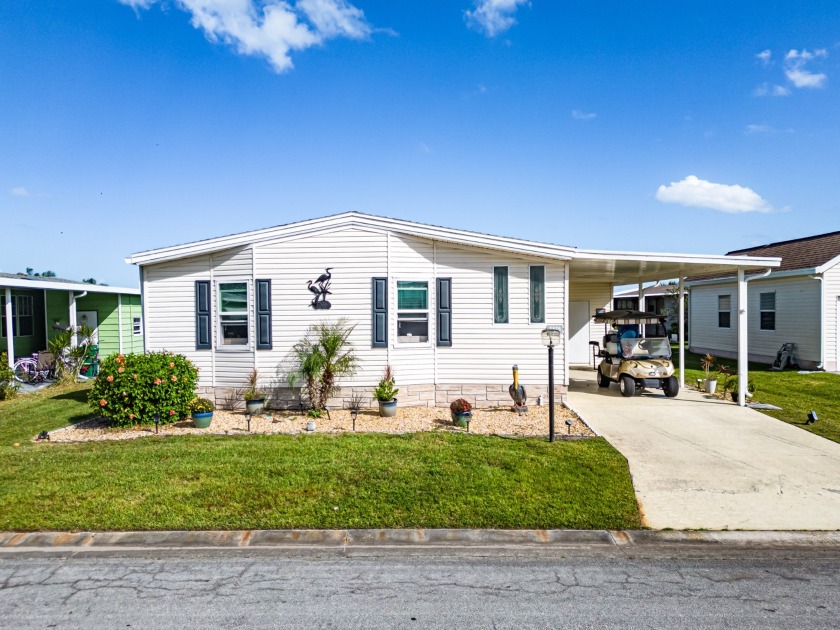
<box><xmin>192</xmin><ymin>411</ymin><xmax>213</xmax><ymax>429</ymax></box>
<box><xmin>451</xmin><ymin>411</ymin><xmax>472</xmax><ymax>428</ymax></box>
<box><xmin>378</xmin><ymin>399</ymin><xmax>398</xmax><ymax>418</ymax></box>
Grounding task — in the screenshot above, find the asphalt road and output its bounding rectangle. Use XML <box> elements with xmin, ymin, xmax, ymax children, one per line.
<box><xmin>2</xmin><ymin>547</ymin><xmax>839</xmax><ymax>629</ymax></box>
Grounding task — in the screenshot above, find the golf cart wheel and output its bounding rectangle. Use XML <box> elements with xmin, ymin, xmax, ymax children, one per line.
<box><xmin>596</xmin><ymin>370</ymin><xmax>610</xmax><ymax>388</ymax></box>
<box><xmin>619</xmin><ymin>375</ymin><xmax>636</xmax><ymax>397</ymax></box>
<box><xmin>663</xmin><ymin>376</ymin><xmax>679</xmax><ymax>398</ymax></box>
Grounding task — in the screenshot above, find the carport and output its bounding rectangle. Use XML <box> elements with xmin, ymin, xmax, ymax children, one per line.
<box><xmin>567</xmin><ymin>249</ymin><xmax>781</xmax><ymax>405</ymax></box>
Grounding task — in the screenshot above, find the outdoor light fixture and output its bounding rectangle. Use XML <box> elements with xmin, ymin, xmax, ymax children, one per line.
<box><xmin>153</xmin><ymin>413</ymin><xmax>161</xmax><ymax>435</ymax></box>
<box><xmin>565</xmin><ymin>418</ymin><xmax>573</xmax><ymax>435</ymax></box>
<box><xmin>541</xmin><ymin>325</ymin><xmax>564</xmax><ymax>443</ymax></box>
<box><xmin>350</xmin><ymin>409</ymin><xmax>358</xmax><ymax>432</ymax></box>
<box><xmin>807</xmin><ymin>410</ymin><xmax>818</xmax><ymax>424</ymax></box>
<box><xmin>245</xmin><ymin>412</ymin><xmax>252</xmax><ymax>432</ymax></box>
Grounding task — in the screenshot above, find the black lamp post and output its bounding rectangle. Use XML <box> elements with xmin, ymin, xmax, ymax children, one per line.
<box><xmin>541</xmin><ymin>327</ymin><xmax>563</xmax><ymax>443</ymax></box>
<box><xmin>350</xmin><ymin>409</ymin><xmax>358</xmax><ymax>432</ymax></box>
<box><xmin>153</xmin><ymin>412</ymin><xmax>161</xmax><ymax>435</ymax></box>
<box><xmin>245</xmin><ymin>412</ymin><xmax>252</xmax><ymax>432</ymax></box>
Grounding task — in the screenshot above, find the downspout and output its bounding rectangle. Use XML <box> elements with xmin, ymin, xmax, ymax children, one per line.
<box><xmin>810</xmin><ymin>274</ymin><xmax>824</xmax><ymax>370</ymax></box>
<box><xmin>69</xmin><ymin>291</ymin><xmax>87</xmax><ymax>348</ymax></box>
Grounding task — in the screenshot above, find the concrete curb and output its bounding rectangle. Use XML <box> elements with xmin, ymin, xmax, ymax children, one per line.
<box><xmin>2</xmin><ymin>529</ymin><xmax>840</xmax><ymax>550</ymax></box>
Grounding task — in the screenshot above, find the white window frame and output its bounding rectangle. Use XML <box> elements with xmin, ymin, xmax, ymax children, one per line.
<box><xmin>396</xmin><ymin>280</ymin><xmax>430</xmax><ymax>344</ymax></box>
<box><xmin>717</xmin><ymin>294</ymin><xmax>731</xmax><ymax>329</ymax></box>
<box><xmin>759</xmin><ymin>291</ymin><xmax>776</xmax><ymax>332</ymax></box>
<box><xmin>132</xmin><ymin>316</ymin><xmax>143</xmax><ymax>336</ymax></box>
<box><xmin>216</xmin><ymin>280</ymin><xmax>250</xmax><ymax>350</ymax></box>
<box><xmin>0</xmin><ymin>294</ymin><xmax>34</xmax><ymax>338</ymax></box>
<box><xmin>492</xmin><ymin>265</ymin><xmax>509</xmax><ymax>325</ymax></box>
<box><xmin>529</xmin><ymin>265</ymin><xmax>546</xmax><ymax>325</ymax></box>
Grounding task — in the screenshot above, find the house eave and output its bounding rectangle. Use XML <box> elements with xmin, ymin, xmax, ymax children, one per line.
<box><xmin>685</xmin><ymin>267</ymin><xmax>817</xmax><ymax>287</ymax></box>
<box><xmin>0</xmin><ymin>277</ymin><xmax>140</xmax><ymax>295</ymax></box>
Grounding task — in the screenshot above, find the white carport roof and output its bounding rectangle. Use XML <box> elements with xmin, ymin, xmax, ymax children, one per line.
<box><xmin>569</xmin><ymin>249</ymin><xmax>780</xmax><ymax>283</ymax></box>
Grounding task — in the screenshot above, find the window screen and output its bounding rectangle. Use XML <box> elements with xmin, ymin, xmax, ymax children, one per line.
<box><xmin>219</xmin><ymin>282</ymin><xmax>248</xmax><ymax>345</ymax></box>
<box><xmin>493</xmin><ymin>266</ymin><xmax>508</xmax><ymax>323</ymax></box>
<box><xmin>530</xmin><ymin>266</ymin><xmax>545</xmax><ymax>324</ymax></box>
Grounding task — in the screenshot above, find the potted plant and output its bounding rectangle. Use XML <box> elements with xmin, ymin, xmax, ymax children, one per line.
<box><xmin>190</xmin><ymin>397</ymin><xmax>215</xmax><ymax>429</ymax></box>
<box><xmin>243</xmin><ymin>368</ymin><xmax>266</xmax><ymax>414</ymax></box>
<box><xmin>727</xmin><ymin>378</ymin><xmax>756</xmax><ymax>402</ymax></box>
<box><xmin>701</xmin><ymin>354</ymin><xmax>718</xmax><ymax>394</ymax></box>
<box><xmin>450</xmin><ymin>398</ymin><xmax>473</xmax><ymax>428</ymax></box>
<box><xmin>306</xmin><ymin>408</ymin><xmax>320</xmax><ymax>431</ymax></box>
<box><xmin>373</xmin><ymin>365</ymin><xmax>398</xmax><ymax>418</ymax></box>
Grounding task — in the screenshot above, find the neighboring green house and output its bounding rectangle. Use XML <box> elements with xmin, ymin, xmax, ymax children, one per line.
<box><xmin>1</xmin><ymin>273</ymin><xmax>143</xmax><ymax>367</ymax></box>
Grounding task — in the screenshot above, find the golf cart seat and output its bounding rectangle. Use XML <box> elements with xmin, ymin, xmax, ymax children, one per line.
<box><xmin>603</xmin><ymin>333</ymin><xmax>619</xmax><ymax>356</ymax></box>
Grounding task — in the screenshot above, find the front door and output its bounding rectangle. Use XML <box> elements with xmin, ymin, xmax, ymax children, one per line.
<box><xmin>569</xmin><ymin>301</ymin><xmax>591</xmax><ymax>365</ymax></box>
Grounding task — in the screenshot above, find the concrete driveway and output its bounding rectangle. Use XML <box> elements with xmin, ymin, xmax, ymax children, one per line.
<box><xmin>567</xmin><ymin>367</ymin><xmax>840</xmax><ymax>530</ymax></box>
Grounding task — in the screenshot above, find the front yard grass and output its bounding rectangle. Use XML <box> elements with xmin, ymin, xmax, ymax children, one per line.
<box><xmin>673</xmin><ymin>346</ymin><xmax>840</xmax><ymax>444</ymax></box>
<box><xmin>0</xmin><ymin>384</ymin><xmax>641</xmax><ymax>531</ymax></box>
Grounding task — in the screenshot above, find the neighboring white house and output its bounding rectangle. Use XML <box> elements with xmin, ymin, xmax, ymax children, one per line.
<box><xmin>613</xmin><ymin>283</ymin><xmax>681</xmax><ymax>335</ymax></box>
<box><xmin>686</xmin><ymin>230</ymin><xmax>840</xmax><ymax>371</ymax></box>
<box><xmin>127</xmin><ymin>212</ymin><xmax>779</xmax><ymax>408</ymax></box>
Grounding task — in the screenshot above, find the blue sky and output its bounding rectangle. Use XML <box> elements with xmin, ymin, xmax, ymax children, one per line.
<box><xmin>2</xmin><ymin>1</ymin><xmax>838</xmax><ymax>287</ymax></box>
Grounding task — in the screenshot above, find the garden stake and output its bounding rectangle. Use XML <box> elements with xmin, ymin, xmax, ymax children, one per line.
<box><xmin>153</xmin><ymin>413</ymin><xmax>160</xmax><ymax>434</ymax></box>
<box><xmin>245</xmin><ymin>412</ymin><xmax>251</xmax><ymax>432</ymax></box>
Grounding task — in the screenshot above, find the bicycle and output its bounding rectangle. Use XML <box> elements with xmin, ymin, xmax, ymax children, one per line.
<box><xmin>12</xmin><ymin>352</ymin><xmax>54</xmax><ymax>384</ymax></box>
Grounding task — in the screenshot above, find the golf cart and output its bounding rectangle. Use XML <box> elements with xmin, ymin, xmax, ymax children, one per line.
<box><xmin>592</xmin><ymin>310</ymin><xmax>679</xmax><ymax>398</ymax></box>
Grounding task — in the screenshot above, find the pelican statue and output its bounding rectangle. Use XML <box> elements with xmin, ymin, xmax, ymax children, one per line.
<box><xmin>509</xmin><ymin>364</ymin><xmax>528</xmax><ymax>412</ymax></box>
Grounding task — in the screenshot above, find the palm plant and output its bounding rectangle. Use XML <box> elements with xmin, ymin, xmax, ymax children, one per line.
<box><xmin>288</xmin><ymin>319</ymin><xmax>358</xmax><ymax>410</ymax></box>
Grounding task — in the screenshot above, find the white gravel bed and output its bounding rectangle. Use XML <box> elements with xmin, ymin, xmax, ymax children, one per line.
<box><xmin>45</xmin><ymin>405</ymin><xmax>592</xmax><ymax>442</ymax></box>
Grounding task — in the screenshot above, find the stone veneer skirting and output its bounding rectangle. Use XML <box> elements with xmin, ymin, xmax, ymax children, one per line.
<box><xmin>199</xmin><ymin>383</ymin><xmax>569</xmax><ymax>411</ymax></box>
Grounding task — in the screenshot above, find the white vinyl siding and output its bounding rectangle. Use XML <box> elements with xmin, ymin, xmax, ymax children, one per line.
<box><xmin>823</xmin><ymin>262</ymin><xmax>840</xmax><ymax>371</ymax></box>
<box><xmin>689</xmin><ymin>277</ymin><xmax>820</xmax><ymax>367</ymax></box>
<box><xmin>142</xmin><ymin>227</ymin><xmax>568</xmax><ymax>393</ymax></box>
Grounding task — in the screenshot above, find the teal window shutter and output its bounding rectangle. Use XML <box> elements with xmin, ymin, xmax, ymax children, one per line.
<box><xmin>195</xmin><ymin>280</ymin><xmax>212</xmax><ymax>350</ymax></box>
<box><xmin>436</xmin><ymin>278</ymin><xmax>452</xmax><ymax>346</ymax></box>
<box><xmin>372</xmin><ymin>277</ymin><xmax>388</xmax><ymax>348</ymax></box>
<box><xmin>255</xmin><ymin>279</ymin><xmax>272</xmax><ymax>350</ymax></box>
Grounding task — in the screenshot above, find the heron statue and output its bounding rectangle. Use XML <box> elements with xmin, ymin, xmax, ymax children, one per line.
<box><xmin>509</xmin><ymin>364</ymin><xmax>528</xmax><ymax>413</ymax></box>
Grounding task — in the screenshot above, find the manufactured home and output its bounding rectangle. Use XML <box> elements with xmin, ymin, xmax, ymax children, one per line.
<box><xmin>2</xmin><ymin>273</ymin><xmax>143</xmax><ymax>365</ymax></box>
<box><xmin>687</xmin><ymin>231</ymin><xmax>840</xmax><ymax>371</ymax></box>
<box><xmin>127</xmin><ymin>213</ymin><xmax>779</xmax><ymax>407</ymax></box>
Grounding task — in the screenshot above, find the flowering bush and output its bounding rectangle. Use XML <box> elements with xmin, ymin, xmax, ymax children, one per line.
<box><xmin>449</xmin><ymin>398</ymin><xmax>472</xmax><ymax>414</ymax></box>
<box><xmin>89</xmin><ymin>352</ymin><xmax>199</xmax><ymax>427</ymax></box>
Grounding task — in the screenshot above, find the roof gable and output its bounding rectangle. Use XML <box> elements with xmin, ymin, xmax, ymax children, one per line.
<box><xmin>127</xmin><ymin>212</ymin><xmax>577</xmax><ymax>266</ymax></box>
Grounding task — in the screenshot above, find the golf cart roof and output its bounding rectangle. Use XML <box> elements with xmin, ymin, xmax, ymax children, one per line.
<box><xmin>593</xmin><ymin>310</ymin><xmax>665</xmax><ymax>324</ymax></box>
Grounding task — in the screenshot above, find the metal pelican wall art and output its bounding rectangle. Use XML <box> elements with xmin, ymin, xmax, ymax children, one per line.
<box><xmin>307</xmin><ymin>268</ymin><xmax>333</xmax><ymax>309</ymax></box>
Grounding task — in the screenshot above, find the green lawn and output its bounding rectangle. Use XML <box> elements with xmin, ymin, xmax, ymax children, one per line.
<box><xmin>673</xmin><ymin>345</ymin><xmax>840</xmax><ymax>444</ymax></box>
<box><xmin>0</xmin><ymin>384</ymin><xmax>641</xmax><ymax>531</ymax></box>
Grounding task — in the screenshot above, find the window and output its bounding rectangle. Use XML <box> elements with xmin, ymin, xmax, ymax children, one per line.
<box><xmin>132</xmin><ymin>317</ymin><xmax>142</xmax><ymax>336</ymax></box>
<box><xmin>0</xmin><ymin>295</ymin><xmax>34</xmax><ymax>337</ymax></box>
<box><xmin>218</xmin><ymin>282</ymin><xmax>248</xmax><ymax>346</ymax></box>
<box><xmin>529</xmin><ymin>266</ymin><xmax>545</xmax><ymax>324</ymax></box>
<box><xmin>760</xmin><ymin>292</ymin><xmax>776</xmax><ymax>331</ymax></box>
<box><xmin>493</xmin><ymin>266</ymin><xmax>508</xmax><ymax>323</ymax></box>
<box><xmin>614</xmin><ymin>298</ymin><xmax>637</xmax><ymax>311</ymax></box>
<box><xmin>397</xmin><ymin>281</ymin><xmax>428</xmax><ymax>342</ymax></box>
<box><xmin>718</xmin><ymin>295</ymin><xmax>731</xmax><ymax>328</ymax></box>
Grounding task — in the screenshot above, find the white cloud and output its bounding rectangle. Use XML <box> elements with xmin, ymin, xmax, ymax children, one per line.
<box><xmin>753</xmin><ymin>82</ymin><xmax>791</xmax><ymax>97</ymax></box>
<box><xmin>571</xmin><ymin>110</ymin><xmax>596</xmax><ymax>121</ymax></box>
<box><xmin>10</xmin><ymin>187</ymin><xmax>29</xmax><ymax>197</ymax></box>
<box><xmin>655</xmin><ymin>175</ymin><xmax>772</xmax><ymax>214</ymax></box>
<box><xmin>783</xmin><ymin>48</ymin><xmax>828</xmax><ymax>88</ymax></box>
<box><xmin>745</xmin><ymin>124</ymin><xmax>773</xmax><ymax>134</ymax></box>
<box><xmin>118</xmin><ymin>0</ymin><xmax>373</xmax><ymax>73</ymax></box>
<box><xmin>756</xmin><ymin>49</ymin><xmax>772</xmax><ymax>66</ymax></box>
<box><xmin>464</xmin><ymin>0</ymin><xmax>528</xmax><ymax>37</ymax></box>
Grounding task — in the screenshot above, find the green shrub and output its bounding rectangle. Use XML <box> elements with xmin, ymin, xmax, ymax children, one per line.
<box><xmin>89</xmin><ymin>352</ymin><xmax>199</xmax><ymax>427</ymax></box>
<box><xmin>0</xmin><ymin>353</ymin><xmax>17</xmax><ymax>401</ymax></box>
